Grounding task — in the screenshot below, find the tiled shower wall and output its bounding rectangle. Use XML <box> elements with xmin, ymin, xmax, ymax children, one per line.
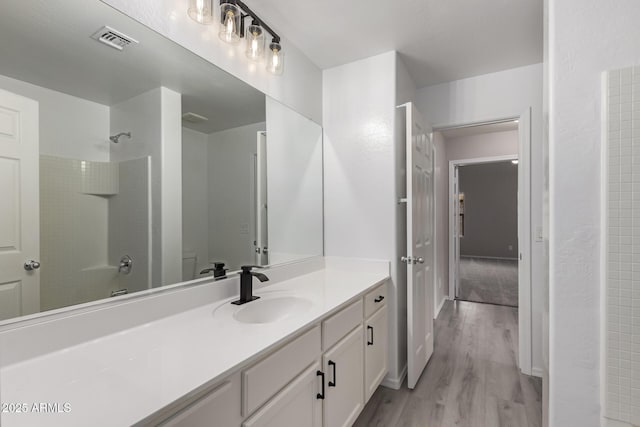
<box><xmin>40</xmin><ymin>156</ymin><xmax>150</xmax><ymax>311</ymax></box>
<box><xmin>40</xmin><ymin>156</ymin><xmax>117</xmax><ymax>310</ymax></box>
<box><xmin>606</xmin><ymin>66</ymin><xmax>640</xmax><ymax>425</ymax></box>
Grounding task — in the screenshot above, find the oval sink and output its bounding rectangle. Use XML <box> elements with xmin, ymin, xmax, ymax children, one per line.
<box><xmin>233</xmin><ymin>296</ymin><xmax>313</xmax><ymax>324</ymax></box>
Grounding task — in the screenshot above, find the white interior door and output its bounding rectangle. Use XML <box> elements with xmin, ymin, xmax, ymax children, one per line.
<box><xmin>403</xmin><ymin>102</ymin><xmax>434</xmax><ymax>389</ymax></box>
<box><xmin>255</xmin><ymin>131</ymin><xmax>269</xmax><ymax>265</ymax></box>
<box><xmin>453</xmin><ymin>165</ymin><xmax>461</xmax><ymax>298</ymax></box>
<box><xmin>0</xmin><ymin>88</ymin><xmax>39</xmax><ymax>320</ymax></box>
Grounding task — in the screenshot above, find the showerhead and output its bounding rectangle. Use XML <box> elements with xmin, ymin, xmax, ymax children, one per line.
<box><xmin>109</xmin><ymin>132</ymin><xmax>131</xmax><ymax>144</ymax></box>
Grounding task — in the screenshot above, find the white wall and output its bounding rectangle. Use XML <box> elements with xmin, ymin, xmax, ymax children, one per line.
<box><xmin>100</xmin><ymin>0</ymin><xmax>322</xmax><ymax>124</ymax></box>
<box><xmin>111</xmin><ymin>87</ymin><xmax>182</xmax><ymax>287</ymax></box>
<box><xmin>445</xmin><ymin>130</ymin><xmax>519</xmax><ymax>162</ymax></box>
<box><xmin>159</xmin><ymin>88</ymin><xmax>183</xmax><ymax>286</ymax></box>
<box><xmin>266</xmin><ymin>98</ymin><xmax>323</xmax><ymax>265</ymax></box>
<box><xmin>433</xmin><ymin>133</ymin><xmax>449</xmax><ymax>314</ymax></box>
<box><xmin>324</xmin><ymin>51</ymin><xmax>402</xmax><ymax>385</ymax></box>
<box><xmin>458</xmin><ymin>162</ymin><xmax>519</xmax><ymax>259</ymax></box>
<box><xmin>182</xmin><ymin>128</ymin><xmax>209</xmax><ymax>278</ymax></box>
<box><xmin>207</xmin><ymin>122</ymin><xmax>266</xmax><ymax>271</ymax></box>
<box><xmin>547</xmin><ymin>1</ymin><xmax>640</xmax><ymax>426</ymax></box>
<box><xmin>0</xmin><ymin>74</ymin><xmax>110</xmax><ymax>161</ymax></box>
<box><xmin>416</xmin><ymin>64</ymin><xmax>544</xmax><ymax>375</ymax></box>
<box><xmin>109</xmin><ymin>157</ymin><xmax>151</xmax><ymax>293</ymax></box>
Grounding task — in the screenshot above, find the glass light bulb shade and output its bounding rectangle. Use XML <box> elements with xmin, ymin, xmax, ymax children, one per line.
<box><xmin>218</xmin><ymin>2</ymin><xmax>241</xmax><ymax>44</ymax></box>
<box><xmin>266</xmin><ymin>43</ymin><xmax>284</xmax><ymax>75</ymax></box>
<box><xmin>245</xmin><ymin>24</ymin><xmax>265</xmax><ymax>61</ymax></box>
<box><xmin>187</xmin><ymin>0</ymin><xmax>214</xmax><ymax>24</ymax></box>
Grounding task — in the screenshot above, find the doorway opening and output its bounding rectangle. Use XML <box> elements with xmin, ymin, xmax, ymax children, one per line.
<box><xmin>454</xmin><ymin>159</ymin><xmax>519</xmax><ymax>307</ymax></box>
<box><xmin>433</xmin><ymin>111</ymin><xmax>533</xmax><ymax>375</ymax></box>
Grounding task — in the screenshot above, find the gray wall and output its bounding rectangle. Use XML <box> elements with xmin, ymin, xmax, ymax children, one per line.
<box><xmin>459</xmin><ymin>161</ymin><xmax>518</xmax><ymax>259</ymax></box>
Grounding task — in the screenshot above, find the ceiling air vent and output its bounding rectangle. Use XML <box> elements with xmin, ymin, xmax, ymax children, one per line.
<box><xmin>91</xmin><ymin>26</ymin><xmax>138</xmax><ymax>51</ymax></box>
<box><xmin>182</xmin><ymin>112</ymin><xmax>209</xmax><ymax>123</ymax></box>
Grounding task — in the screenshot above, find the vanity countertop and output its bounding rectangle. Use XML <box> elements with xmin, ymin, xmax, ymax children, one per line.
<box><xmin>0</xmin><ymin>261</ymin><xmax>389</xmax><ymax>426</ymax></box>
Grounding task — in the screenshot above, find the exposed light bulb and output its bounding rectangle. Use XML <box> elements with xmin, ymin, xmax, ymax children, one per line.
<box><xmin>224</xmin><ymin>10</ymin><xmax>235</xmax><ymax>42</ymax></box>
<box><xmin>245</xmin><ymin>23</ymin><xmax>264</xmax><ymax>61</ymax></box>
<box><xmin>271</xmin><ymin>50</ymin><xmax>280</xmax><ymax>68</ymax></box>
<box><xmin>187</xmin><ymin>0</ymin><xmax>213</xmax><ymax>25</ymax></box>
<box><xmin>251</xmin><ymin>36</ymin><xmax>259</xmax><ymax>57</ymax></box>
<box><xmin>196</xmin><ymin>0</ymin><xmax>204</xmax><ymax>21</ymax></box>
<box><xmin>266</xmin><ymin>42</ymin><xmax>284</xmax><ymax>75</ymax></box>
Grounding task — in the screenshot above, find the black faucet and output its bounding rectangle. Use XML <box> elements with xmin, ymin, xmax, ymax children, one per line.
<box><xmin>200</xmin><ymin>262</ymin><xmax>228</xmax><ymax>278</ymax></box>
<box><xmin>231</xmin><ymin>266</ymin><xmax>269</xmax><ymax>305</ymax></box>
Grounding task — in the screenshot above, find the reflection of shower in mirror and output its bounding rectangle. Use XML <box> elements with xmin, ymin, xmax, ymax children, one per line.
<box><xmin>109</xmin><ymin>132</ymin><xmax>132</xmax><ymax>144</ymax></box>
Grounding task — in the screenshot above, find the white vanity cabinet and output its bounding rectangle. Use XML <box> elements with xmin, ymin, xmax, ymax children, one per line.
<box><xmin>323</xmin><ymin>326</ymin><xmax>365</xmax><ymax>427</ymax></box>
<box><xmin>155</xmin><ymin>281</ymin><xmax>389</xmax><ymax>427</ymax></box>
<box><xmin>158</xmin><ymin>373</ymin><xmax>242</xmax><ymax>427</ymax></box>
<box><xmin>242</xmin><ymin>363</ymin><xmax>323</xmax><ymax>427</ymax></box>
<box><xmin>364</xmin><ymin>284</ymin><xmax>389</xmax><ymax>401</ymax></box>
<box><xmin>364</xmin><ymin>305</ymin><xmax>388</xmax><ymax>401</ymax></box>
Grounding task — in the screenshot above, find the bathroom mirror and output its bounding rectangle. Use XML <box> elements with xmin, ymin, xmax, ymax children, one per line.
<box><xmin>0</xmin><ymin>0</ymin><xmax>323</xmax><ymax>322</ymax></box>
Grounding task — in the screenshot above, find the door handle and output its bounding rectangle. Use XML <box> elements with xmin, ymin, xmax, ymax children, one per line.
<box><xmin>367</xmin><ymin>325</ymin><xmax>374</xmax><ymax>346</ymax></box>
<box><xmin>316</xmin><ymin>370</ymin><xmax>325</xmax><ymax>399</ymax></box>
<box><xmin>328</xmin><ymin>360</ymin><xmax>337</xmax><ymax>387</ymax></box>
<box><xmin>24</xmin><ymin>260</ymin><xmax>41</xmax><ymax>271</ymax></box>
<box><xmin>415</xmin><ymin>257</ymin><xmax>424</xmax><ymax>264</ymax></box>
<box><xmin>401</xmin><ymin>256</ymin><xmax>413</xmax><ymax>264</ymax></box>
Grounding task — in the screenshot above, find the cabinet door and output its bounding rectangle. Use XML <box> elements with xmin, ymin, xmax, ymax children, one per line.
<box><xmin>365</xmin><ymin>305</ymin><xmax>388</xmax><ymax>401</ymax></box>
<box><xmin>323</xmin><ymin>325</ymin><xmax>364</xmax><ymax>427</ymax></box>
<box><xmin>159</xmin><ymin>373</ymin><xmax>241</xmax><ymax>427</ymax></box>
<box><xmin>243</xmin><ymin>363</ymin><xmax>322</xmax><ymax>427</ymax></box>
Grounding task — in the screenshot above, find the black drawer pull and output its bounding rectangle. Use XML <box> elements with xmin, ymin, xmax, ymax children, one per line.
<box><xmin>374</xmin><ymin>296</ymin><xmax>385</xmax><ymax>303</ymax></box>
<box><xmin>367</xmin><ymin>325</ymin><xmax>374</xmax><ymax>346</ymax></box>
<box><xmin>316</xmin><ymin>370</ymin><xmax>325</xmax><ymax>399</ymax></box>
<box><xmin>328</xmin><ymin>360</ymin><xmax>337</xmax><ymax>387</ymax></box>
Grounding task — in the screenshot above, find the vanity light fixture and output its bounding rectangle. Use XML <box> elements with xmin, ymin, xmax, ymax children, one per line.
<box><xmin>266</xmin><ymin>41</ymin><xmax>284</xmax><ymax>75</ymax></box>
<box><xmin>187</xmin><ymin>0</ymin><xmax>214</xmax><ymax>25</ymax></box>
<box><xmin>245</xmin><ymin>20</ymin><xmax>265</xmax><ymax>61</ymax></box>
<box><xmin>219</xmin><ymin>0</ymin><xmax>242</xmax><ymax>43</ymax></box>
<box><xmin>188</xmin><ymin>0</ymin><xmax>284</xmax><ymax>75</ymax></box>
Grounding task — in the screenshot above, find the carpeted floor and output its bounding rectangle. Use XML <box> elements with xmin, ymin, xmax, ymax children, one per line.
<box><xmin>457</xmin><ymin>256</ymin><xmax>518</xmax><ymax>307</ymax></box>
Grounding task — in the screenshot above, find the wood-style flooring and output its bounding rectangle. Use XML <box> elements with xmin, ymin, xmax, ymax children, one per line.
<box><xmin>354</xmin><ymin>300</ymin><xmax>542</xmax><ymax>427</ymax></box>
<box><xmin>458</xmin><ymin>257</ymin><xmax>519</xmax><ymax>307</ymax></box>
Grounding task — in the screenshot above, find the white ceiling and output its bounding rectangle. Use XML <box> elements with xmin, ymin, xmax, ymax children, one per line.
<box><xmin>0</xmin><ymin>0</ymin><xmax>265</xmax><ymax>134</ymax></box>
<box><xmin>438</xmin><ymin>120</ymin><xmax>518</xmax><ymax>139</ymax></box>
<box><xmin>248</xmin><ymin>0</ymin><xmax>543</xmax><ymax>87</ymax></box>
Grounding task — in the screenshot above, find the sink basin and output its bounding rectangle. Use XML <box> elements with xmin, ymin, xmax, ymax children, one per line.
<box><xmin>232</xmin><ymin>296</ymin><xmax>313</xmax><ymax>324</ymax></box>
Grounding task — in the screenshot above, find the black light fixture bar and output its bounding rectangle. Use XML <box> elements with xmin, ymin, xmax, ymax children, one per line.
<box><xmin>231</xmin><ymin>0</ymin><xmax>281</xmax><ymax>43</ymax></box>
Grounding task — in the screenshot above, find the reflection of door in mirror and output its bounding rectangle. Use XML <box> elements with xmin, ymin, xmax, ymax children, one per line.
<box><xmin>0</xmin><ymin>89</ymin><xmax>39</xmax><ymax>320</ymax></box>
<box><xmin>255</xmin><ymin>131</ymin><xmax>269</xmax><ymax>266</ymax></box>
<box><xmin>0</xmin><ymin>79</ymin><xmax>155</xmax><ymax>317</ymax></box>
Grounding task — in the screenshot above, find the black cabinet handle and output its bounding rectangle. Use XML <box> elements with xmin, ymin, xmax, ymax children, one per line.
<box><xmin>328</xmin><ymin>360</ymin><xmax>337</xmax><ymax>387</ymax></box>
<box><xmin>367</xmin><ymin>325</ymin><xmax>374</xmax><ymax>346</ymax></box>
<box><xmin>374</xmin><ymin>296</ymin><xmax>385</xmax><ymax>303</ymax></box>
<box><xmin>316</xmin><ymin>370</ymin><xmax>325</xmax><ymax>399</ymax></box>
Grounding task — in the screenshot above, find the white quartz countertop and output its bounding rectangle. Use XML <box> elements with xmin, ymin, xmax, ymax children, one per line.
<box><xmin>0</xmin><ymin>264</ymin><xmax>389</xmax><ymax>426</ymax></box>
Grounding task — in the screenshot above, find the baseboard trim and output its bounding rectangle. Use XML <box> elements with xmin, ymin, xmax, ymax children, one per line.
<box><xmin>435</xmin><ymin>297</ymin><xmax>447</xmax><ymax>319</ymax></box>
<box><xmin>531</xmin><ymin>367</ymin><xmax>543</xmax><ymax>378</ymax></box>
<box><xmin>381</xmin><ymin>364</ymin><xmax>407</xmax><ymax>390</ymax></box>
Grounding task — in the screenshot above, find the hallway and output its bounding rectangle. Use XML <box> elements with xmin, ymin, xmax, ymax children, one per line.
<box><xmin>354</xmin><ymin>300</ymin><xmax>541</xmax><ymax>427</ymax></box>
<box><xmin>458</xmin><ymin>257</ymin><xmax>519</xmax><ymax>307</ymax></box>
